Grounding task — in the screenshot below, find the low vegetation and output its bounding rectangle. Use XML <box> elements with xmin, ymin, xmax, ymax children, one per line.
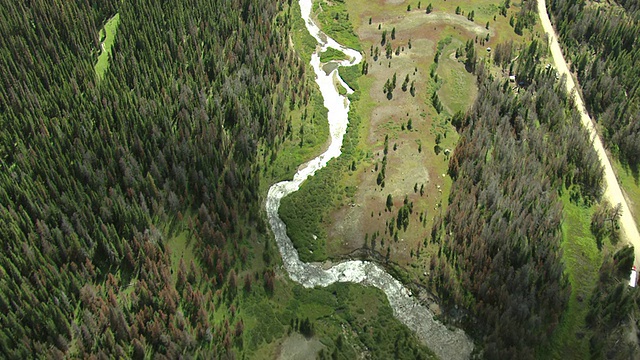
<box><xmin>94</xmin><ymin>13</ymin><xmax>120</xmax><ymax>79</ymax></box>
<box><xmin>320</xmin><ymin>47</ymin><xmax>349</xmax><ymax>63</ymax></box>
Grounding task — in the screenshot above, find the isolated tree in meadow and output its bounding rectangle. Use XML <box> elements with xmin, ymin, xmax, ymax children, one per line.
<box><xmin>426</xmin><ymin>3</ymin><xmax>433</xmax><ymax>13</ymax></box>
<box><xmin>386</xmin><ymin>194</ymin><xmax>393</xmax><ymax>211</ymax></box>
<box><xmin>391</xmin><ymin>27</ymin><xmax>396</xmax><ymax>40</ymax></box>
<box><xmin>455</xmin><ymin>6</ymin><xmax>461</xmax><ymax>15</ymax></box>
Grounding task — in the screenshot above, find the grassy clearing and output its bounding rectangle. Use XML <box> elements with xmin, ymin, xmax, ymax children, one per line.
<box><xmin>283</xmin><ymin>0</ymin><xmax>479</xmax><ymax>270</ymax></box>
<box><xmin>540</xmin><ymin>193</ymin><xmax>601</xmax><ymax>359</ymax></box>
<box><xmin>94</xmin><ymin>13</ymin><xmax>120</xmax><ymax>80</ymax></box>
<box><xmin>437</xmin><ymin>41</ymin><xmax>478</xmax><ymax>114</ymax></box>
<box><xmin>165</xmin><ymin>229</ymin><xmax>195</xmax><ymax>280</ymax></box>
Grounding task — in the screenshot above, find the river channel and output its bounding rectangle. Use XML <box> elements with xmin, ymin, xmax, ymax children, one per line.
<box><xmin>264</xmin><ymin>1</ymin><xmax>474</xmax><ymax>359</ymax></box>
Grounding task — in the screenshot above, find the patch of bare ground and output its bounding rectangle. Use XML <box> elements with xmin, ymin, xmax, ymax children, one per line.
<box><xmin>276</xmin><ymin>333</ymin><xmax>325</xmax><ymax>360</ymax></box>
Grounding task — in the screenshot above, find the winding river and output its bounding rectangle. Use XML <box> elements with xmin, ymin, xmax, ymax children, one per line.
<box><xmin>264</xmin><ymin>1</ymin><xmax>473</xmax><ymax>359</ymax></box>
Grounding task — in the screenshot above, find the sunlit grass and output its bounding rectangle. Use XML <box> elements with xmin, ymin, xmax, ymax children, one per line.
<box><xmin>541</xmin><ymin>193</ymin><xmax>601</xmax><ymax>359</ymax></box>
<box><xmin>94</xmin><ymin>13</ymin><xmax>120</xmax><ymax>80</ymax></box>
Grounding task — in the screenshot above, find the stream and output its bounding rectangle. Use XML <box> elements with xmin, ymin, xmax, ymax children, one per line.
<box><xmin>264</xmin><ymin>1</ymin><xmax>474</xmax><ymax>359</ymax></box>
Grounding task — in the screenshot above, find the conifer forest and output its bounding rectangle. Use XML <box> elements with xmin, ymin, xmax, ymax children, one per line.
<box><xmin>1</xmin><ymin>0</ymin><xmax>640</xmax><ymax>359</ymax></box>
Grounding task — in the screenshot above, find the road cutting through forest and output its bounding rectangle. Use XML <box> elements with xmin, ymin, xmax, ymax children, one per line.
<box><xmin>537</xmin><ymin>0</ymin><xmax>640</xmax><ymax>267</ymax></box>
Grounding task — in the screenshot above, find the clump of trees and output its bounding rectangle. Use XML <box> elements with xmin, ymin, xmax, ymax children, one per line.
<box><xmin>590</xmin><ymin>200</ymin><xmax>623</xmax><ymax>249</ymax></box>
<box><xmin>429</xmin><ymin>47</ymin><xmax>604</xmax><ymax>358</ymax></box>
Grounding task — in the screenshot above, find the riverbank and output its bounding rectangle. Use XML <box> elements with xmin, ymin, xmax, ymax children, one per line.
<box><xmin>265</xmin><ymin>0</ymin><xmax>474</xmax><ymax>358</ymax></box>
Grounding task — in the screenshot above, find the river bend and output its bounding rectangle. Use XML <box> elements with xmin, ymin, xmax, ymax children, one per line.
<box><xmin>264</xmin><ymin>1</ymin><xmax>474</xmax><ymax>359</ymax></box>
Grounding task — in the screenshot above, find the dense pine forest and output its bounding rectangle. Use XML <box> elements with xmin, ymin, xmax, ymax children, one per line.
<box><xmin>430</xmin><ymin>42</ymin><xmax>604</xmax><ymax>358</ymax></box>
<box><xmin>0</xmin><ymin>0</ymin><xmax>441</xmax><ymax>358</ymax></box>
<box><xmin>549</xmin><ymin>0</ymin><xmax>640</xmax><ymax>171</ymax></box>
<box><xmin>0</xmin><ymin>0</ymin><xmax>306</xmax><ymax>357</ymax></box>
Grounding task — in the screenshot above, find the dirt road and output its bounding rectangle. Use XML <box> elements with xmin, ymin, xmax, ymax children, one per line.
<box><xmin>537</xmin><ymin>0</ymin><xmax>640</xmax><ymax>266</ymax></box>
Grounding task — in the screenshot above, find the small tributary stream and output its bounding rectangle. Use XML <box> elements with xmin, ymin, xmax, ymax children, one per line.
<box><xmin>265</xmin><ymin>1</ymin><xmax>473</xmax><ymax>358</ymax></box>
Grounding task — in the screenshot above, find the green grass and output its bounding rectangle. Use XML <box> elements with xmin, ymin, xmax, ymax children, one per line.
<box><xmin>315</xmin><ymin>0</ymin><xmax>362</xmax><ymax>51</ymax></box>
<box><xmin>291</xmin><ymin>1</ymin><xmax>319</xmax><ymax>65</ymax></box>
<box><xmin>94</xmin><ymin>13</ymin><xmax>120</xmax><ymax>80</ymax></box>
<box><xmin>540</xmin><ymin>193</ymin><xmax>602</xmax><ymax>359</ymax></box>
<box><xmin>437</xmin><ymin>41</ymin><xmax>478</xmax><ymax>114</ymax></box>
<box><xmin>165</xmin><ymin>229</ymin><xmax>195</xmax><ymax>280</ymax></box>
<box><xmin>320</xmin><ymin>47</ymin><xmax>349</xmax><ymax>63</ymax></box>
<box><xmin>612</xmin><ymin>159</ymin><xmax>640</xmax><ymax>227</ymax></box>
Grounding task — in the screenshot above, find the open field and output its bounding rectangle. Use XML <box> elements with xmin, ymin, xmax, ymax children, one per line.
<box><xmin>303</xmin><ymin>0</ymin><xmax>534</xmax><ymax>277</ymax></box>
<box><xmin>94</xmin><ymin>13</ymin><xmax>120</xmax><ymax>80</ymax></box>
